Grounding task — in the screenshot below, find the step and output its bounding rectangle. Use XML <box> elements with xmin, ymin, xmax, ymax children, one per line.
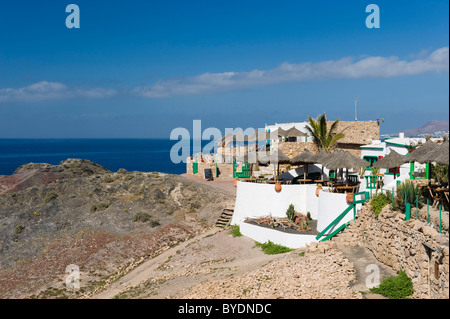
<box><xmin>215</xmin><ymin>208</ymin><xmax>234</xmax><ymax>229</ymax></box>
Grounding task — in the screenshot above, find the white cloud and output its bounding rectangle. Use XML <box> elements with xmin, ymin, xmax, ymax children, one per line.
<box><xmin>0</xmin><ymin>81</ymin><xmax>117</xmax><ymax>103</ymax></box>
<box><xmin>133</xmin><ymin>47</ymin><xmax>449</xmax><ymax>98</ymax></box>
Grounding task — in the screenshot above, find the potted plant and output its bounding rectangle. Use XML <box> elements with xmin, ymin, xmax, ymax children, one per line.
<box><xmin>315</xmin><ymin>183</ymin><xmax>323</xmax><ymax>197</ymax></box>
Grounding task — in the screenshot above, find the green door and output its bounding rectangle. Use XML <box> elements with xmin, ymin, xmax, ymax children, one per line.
<box><xmin>233</xmin><ymin>161</ymin><xmax>251</xmax><ymax>178</ymax></box>
<box><xmin>193</xmin><ymin>160</ymin><xmax>198</xmax><ymax>174</ymax></box>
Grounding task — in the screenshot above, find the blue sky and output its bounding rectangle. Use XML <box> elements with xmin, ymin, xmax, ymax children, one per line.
<box><xmin>0</xmin><ymin>0</ymin><xmax>448</xmax><ymax>138</ymax></box>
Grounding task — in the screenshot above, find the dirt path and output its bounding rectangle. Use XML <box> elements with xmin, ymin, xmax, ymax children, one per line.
<box><xmin>180</xmin><ymin>174</ymin><xmax>236</xmax><ymax>196</ymax></box>
<box><xmin>91</xmin><ymin>227</ymin><xmax>284</xmax><ymax>299</ymax></box>
<box><xmin>337</xmin><ymin>244</ymin><xmax>397</xmax><ymax>299</ymax></box>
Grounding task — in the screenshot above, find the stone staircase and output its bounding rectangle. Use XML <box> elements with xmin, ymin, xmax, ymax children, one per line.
<box><xmin>215</xmin><ymin>208</ymin><xmax>234</xmax><ymax>229</ymax></box>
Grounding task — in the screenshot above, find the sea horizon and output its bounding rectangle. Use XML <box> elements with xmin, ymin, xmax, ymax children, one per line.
<box><xmin>0</xmin><ymin>138</ymin><xmax>204</xmax><ymax>176</ymax></box>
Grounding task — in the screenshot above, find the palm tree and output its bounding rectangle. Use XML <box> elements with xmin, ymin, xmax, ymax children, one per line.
<box><xmin>305</xmin><ymin>113</ymin><xmax>345</xmax><ymax>152</ymax></box>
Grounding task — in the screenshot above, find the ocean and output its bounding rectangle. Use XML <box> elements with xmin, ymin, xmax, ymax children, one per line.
<box><xmin>0</xmin><ymin>139</ymin><xmax>196</xmax><ymax>176</ymax></box>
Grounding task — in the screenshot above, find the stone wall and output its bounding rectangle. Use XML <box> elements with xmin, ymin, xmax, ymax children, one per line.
<box><xmin>329</xmin><ymin>120</ymin><xmax>380</xmax><ymax>145</ymax></box>
<box><xmin>276</xmin><ymin>141</ymin><xmax>318</xmax><ymax>156</ymax></box>
<box><xmin>186</xmin><ymin>158</ymin><xmax>234</xmax><ymax>179</ymax></box>
<box><xmin>276</xmin><ymin>141</ymin><xmax>362</xmax><ymax>158</ymax></box>
<box><xmin>331</xmin><ymin>204</ymin><xmax>449</xmax><ymax>299</ymax></box>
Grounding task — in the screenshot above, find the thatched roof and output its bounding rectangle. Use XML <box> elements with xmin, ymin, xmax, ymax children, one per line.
<box><xmin>220</xmin><ymin>131</ymin><xmax>248</xmax><ymax>144</ymax></box>
<box><xmin>404</xmin><ymin>140</ymin><xmax>439</xmax><ymax>163</ymax></box>
<box><xmin>290</xmin><ymin>149</ymin><xmax>316</xmax><ymax>165</ymax></box>
<box><xmin>309</xmin><ymin>149</ymin><xmax>333</xmax><ymax>164</ymax></box>
<box><xmin>257</xmin><ymin>150</ymin><xmax>292</xmax><ymax>165</ymax></box>
<box><xmin>270</xmin><ymin>127</ymin><xmax>288</xmax><ymax>136</ymax></box>
<box><xmin>247</xmin><ymin>130</ymin><xmax>272</xmax><ymax>141</ymax></box>
<box><xmin>373</xmin><ymin>150</ymin><xmax>407</xmax><ymax>169</ymax></box>
<box><xmin>421</xmin><ymin>140</ymin><xmax>449</xmax><ymax>165</ymax></box>
<box><xmin>285</xmin><ymin>126</ymin><xmax>308</xmax><ymax>137</ymax></box>
<box><xmin>324</xmin><ymin>150</ymin><xmax>369</xmax><ymax>170</ymax></box>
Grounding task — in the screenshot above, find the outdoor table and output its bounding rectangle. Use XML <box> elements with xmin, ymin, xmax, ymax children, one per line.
<box><xmin>336</xmin><ymin>186</ymin><xmax>354</xmax><ymax>193</ymax></box>
<box><xmin>435</xmin><ymin>188</ymin><xmax>449</xmax><ymax>206</ymax></box>
<box><xmin>296</xmin><ymin>179</ymin><xmax>312</xmax><ymax>184</ymax></box>
<box><xmin>266</xmin><ymin>180</ymin><xmax>289</xmax><ymax>185</ymax></box>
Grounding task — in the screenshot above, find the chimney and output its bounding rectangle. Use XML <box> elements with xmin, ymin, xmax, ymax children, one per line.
<box><xmin>399</xmin><ymin>132</ymin><xmax>404</xmax><ymax>138</ymax></box>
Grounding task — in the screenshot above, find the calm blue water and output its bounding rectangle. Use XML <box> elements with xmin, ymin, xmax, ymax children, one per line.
<box><xmin>0</xmin><ymin>139</ymin><xmax>197</xmax><ymax>175</ymax></box>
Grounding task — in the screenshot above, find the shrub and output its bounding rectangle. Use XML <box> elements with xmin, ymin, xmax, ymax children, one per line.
<box><xmin>90</xmin><ymin>201</ymin><xmax>110</xmax><ymax>213</ymax></box>
<box><xmin>44</xmin><ymin>191</ymin><xmax>58</xmax><ymax>203</ymax></box>
<box><xmin>370</xmin><ymin>193</ymin><xmax>391</xmax><ymax>218</ymax></box>
<box><xmin>286</xmin><ymin>204</ymin><xmax>296</xmax><ymax>222</ymax></box>
<box><xmin>394</xmin><ymin>181</ymin><xmax>424</xmax><ymax>212</ymax></box>
<box><xmin>229</xmin><ymin>225</ymin><xmax>243</xmax><ymax>237</ymax></box>
<box><xmin>254</xmin><ymin>240</ymin><xmax>294</xmax><ymax>255</ymax></box>
<box><xmin>150</xmin><ymin>219</ymin><xmax>160</xmax><ymax>227</ymax></box>
<box><xmin>431</xmin><ymin>164</ymin><xmax>449</xmax><ymax>184</ymax></box>
<box><xmin>370</xmin><ymin>270</ymin><xmax>414</xmax><ymax>299</ymax></box>
<box><xmin>132</xmin><ymin>212</ymin><xmax>152</xmax><ymax>223</ymax></box>
<box><xmin>15</xmin><ymin>225</ymin><xmax>25</xmax><ymax>234</ymax></box>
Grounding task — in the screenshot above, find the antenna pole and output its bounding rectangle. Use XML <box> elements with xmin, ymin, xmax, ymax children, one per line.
<box><xmin>354</xmin><ymin>96</ymin><xmax>358</xmax><ymax>121</ymax></box>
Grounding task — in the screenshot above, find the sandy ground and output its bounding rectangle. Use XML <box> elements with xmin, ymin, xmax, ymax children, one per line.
<box><xmin>91</xmin><ymin>227</ymin><xmax>286</xmax><ymax>299</ymax></box>
<box><xmin>89</xmin><ymin>225</ymin><xmax>395</xmax><ymax>299</ymax></box>
<box><xmin>180</xmin><ymin>174</ymin><xmax>237</xmax><ymax>196</ymax></box>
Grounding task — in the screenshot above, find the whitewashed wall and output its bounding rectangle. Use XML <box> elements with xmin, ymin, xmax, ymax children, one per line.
<box><xmin>232</xmin><ymin>181</ymin><xmax>361</xmax><ymax>244</ymax></box>
<box><xmin>240</xmin><ymin>222</ymin><xmax>317</xmax><ymax>249</ymax></box>
<box><xmin>231</xmin><ymin>182</ymin><xmax>307</xmax><ymax>224</ymax></box>
<box><xmin>316</xmin><ymin>191</ymin><xmax>353</xmax><ymax>234</ymax></box>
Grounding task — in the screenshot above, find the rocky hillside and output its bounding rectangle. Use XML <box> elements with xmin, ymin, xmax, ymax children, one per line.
<box><xmin>0</xmin><ymin>159</ymin><xmax>233</xmax><ymax>298</ymax></box>
<box><xmin>403</xmin><ymin>120</ymin><xmax>449</xmax><ymax>137</ymax></box>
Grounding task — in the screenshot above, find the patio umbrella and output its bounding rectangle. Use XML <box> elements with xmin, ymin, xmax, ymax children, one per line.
<box><xmin>324</xmin><ymin>150</ymin><xmax>369</xmax><ymax>186</ymax></box>
<box><xmin>291</xmin><ymin>149</ymin><xmax>316</xmax><ymax>180</ymax></box>
<box><xmin>220</xmin><ymin>132</ymin><xmax>248</xmax><ymax>145</ymax></box>
<box><xmin>404</xmin><ymin>140</ymin><xmax>439</xmax><ymax>164</ymax></box>
<box><xmin>435</xmin><ymin>145</ymin><xmax>449</xmax><ymax>165</ymax></box>
<box><xmin>257</xmin><ymin>150</ymin><xmax>292</xmax><ymax>179</ymax></box>
<box><xmin>247</xmin><ymin>130</ymin><xmax>272</xmax><ymax>141</ymax></box>
<box><xmin>372</xmin><ymin>149</ymin><xmax>407</xmax><ymax>179</ymax></box>
<box><xmin>419</xmin><ymin>140</ymin><xmax>449</xmax><ymax>165</ymax></box>
<box><xmin>271</xmin><ymin>127</ymin><xmax>288</xmax><ymax>138</ymax></box>
<box><xmin>285</xmin><ymin>126</ymin><xmax>308</xmax><ymax>138</ymax></box>
<box><xmin>309</xmin><ymin>149</ymin><xmax>333</xmax><ymax>180</ymax></box>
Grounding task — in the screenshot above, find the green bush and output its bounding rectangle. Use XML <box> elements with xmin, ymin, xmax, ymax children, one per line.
<box><xmin>254</xmin><ymin>240</ymin><xmax>294</xmax><ymax>255</ymax></box>
<box><xmin>90</xmin><ymin>201</ymin><xmax>110</xmax><ymax>213</ymax></box>
<box><xmin>431</xmin><ymin>164</ymin><xmax>449</xmax><ymax>184</ymax></box>
<box><xmin>132</xmin><ymin>212</ymin><xmax>160</xmax><ymax>227</ymax></box>
<box><xmin>229</xmin><ymin>225</ymin><xmax>243</xmax><ymax>237</ymax></box>
<box><xmin>15</xmin><ymin>225</ymin><xmax>25</xmax><ymax>234</ymax></box>
<box><xmin>370</xmin><ymin>193</ymin><xmax>391</xmax><ymax>218</ymax></box>
<box><xmin>286</xmin><ymin>204</ymin><xmax>295</xmax><ymax>222</ymax></box>
<box><xmin>370</xmin><ymin>270</ymin><xmax>414</xmax><ymax>299</ymax></box>
<box><xmin>132</xmin><ymin>212</ymin><xmax>152</xmax><ymax>223</ymax></box>
<box><xmin>44</xmin><ymin>191</ymin><xmax>58</xmax><ymax>203</ymax></box>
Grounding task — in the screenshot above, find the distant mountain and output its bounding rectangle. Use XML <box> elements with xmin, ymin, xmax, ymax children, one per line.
<box><xmin>402</xmin><ymin>120</ymin><xmax>449</xmax><ymax>137</ymax></box>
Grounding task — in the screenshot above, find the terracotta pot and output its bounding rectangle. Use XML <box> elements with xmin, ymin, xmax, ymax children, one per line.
<box><xmin>274</xmin><ymin>182</ymin><xmax>282</xmax><ymax>192</ymax></box>
<box><xmin>315</xmin><ymin>187</ymin><xmax>322</xmax><ymax>197</ymax></box>
<box><xmin>234</xmin><ymin>179</ymin><xmax>239</xmax><ymax>187</ymax></box>
<box><xmin>346</xmin><ymin>192</ymin><xmax>354</xmax><ymax>204</ymax></box>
